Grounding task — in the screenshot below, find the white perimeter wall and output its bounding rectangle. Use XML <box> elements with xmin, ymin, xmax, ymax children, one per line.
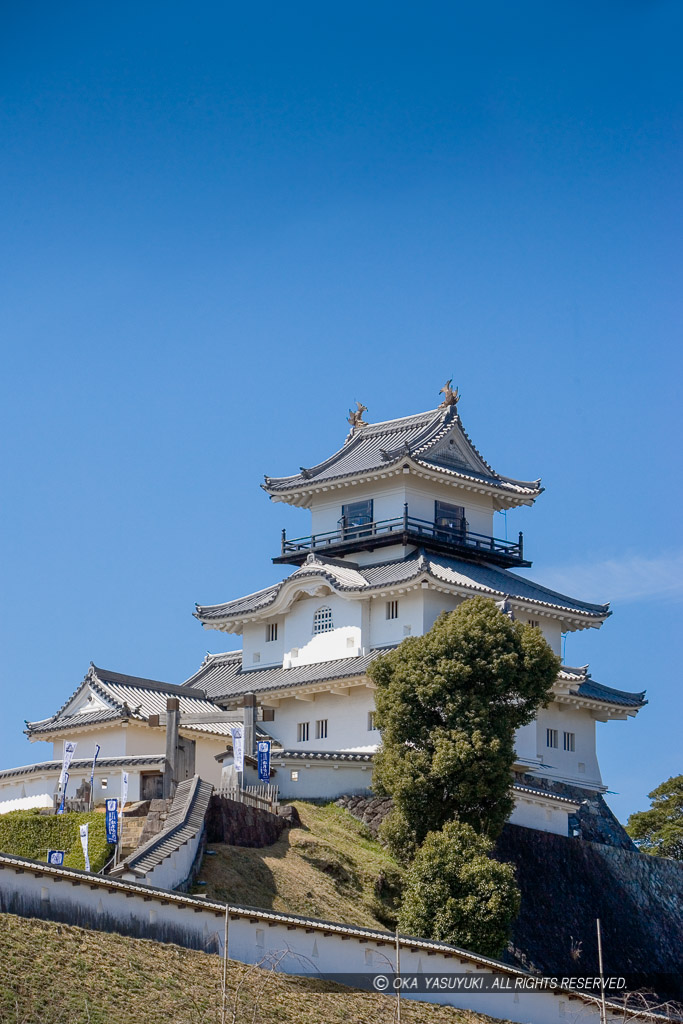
<box><xmin>0</xmin><ymin>858</ymin><xmax>618</xmax><ymax>1024</ymax></box>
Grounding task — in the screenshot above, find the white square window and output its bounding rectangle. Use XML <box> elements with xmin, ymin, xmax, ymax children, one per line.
<box><xmin>315</xmin><ymin>719</ymin><xmax>328</xmax><ymax>740</ymax></box>
<box><xmin>546</xmin><ymin>728</ymin><xmax>558</xmax><ymax>749</ymax></box>
<box><xmin>563</xmin><ymin>731</ymin><xmax>575</xmax><ymax>752</ymax></box>
<box><xmin>386</xmin><ymin>600</ymin><xmax>399</xmax><ymax>620</ymax></box>
<box><xmin>297</xmin><ymin>722</ymin><xmax>310</xmax><ymax>743</ymax></box>
<box><xmin>265</xmin><ymin>623</ymin><xmax>278</xmax><ymax>643</ymax></box>
<box><xmin>403</xmin><ymin>624</ymin><xmax>412</xmax><ymax>636</ymax></box>
<box><xmin>290</xmin><ymin>770</ymin><xmax>299</xmax><ymax>782</ymax></box>
<box><xmin>252</xmin><ymin>652</ymin><xmax>260</xmax><ymax>664</ymax></box>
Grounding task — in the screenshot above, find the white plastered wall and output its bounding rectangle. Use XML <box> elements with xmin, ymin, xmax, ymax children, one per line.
<box><xmin>282</xmin><ymin>592</ymin><xmax>364</xmax><ymax>666</ymax></box>
<box><xmin>534</xmin><ymin>703</ymin><xmax>602</xmax><ymax>788</ymax></box>
<box><xmin>241</xmin><ymin>615</ymin><xmax>284</xmax><ymax>668</ymax></box>
<box><xmin>275</xmin><ymin>760</ymin><xmax>374</xmax><ymax>801</ymax></box>
<box><xmin>265</xmin><ymin>686</ymin><xmax>378</xmax><ymax>752</ymax></box>
<box><xmin>307</xmin><ymin>477</ymin><xmax>498</xmax><ymax>540</ymax></box>
<box><xmin>509</xmin><ymin>796</ymin><xmax>571</xmax><ymax>836</ymax></box>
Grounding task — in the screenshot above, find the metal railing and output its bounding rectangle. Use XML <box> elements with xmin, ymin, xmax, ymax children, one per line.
<box><xmin>216</xmin><ymin>782</ymin><xmax>280</xmax><ymax>814</ymax></box>
<box><xmin>280</xmin><ymin>505</ymin><xmax>523</xmax><ymax>562</ymax></box>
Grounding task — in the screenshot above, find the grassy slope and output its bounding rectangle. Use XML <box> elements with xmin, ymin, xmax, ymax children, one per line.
<box><xmin>195</xmin><ymin>801</ymin><xmax>403</xmax><ymax>929</ymax></box>
<box><xmin>0</xmin><ymin>809</ymin><xmax>113</xmax><ymax>872</ymax></box>
<box><xmin>0</xmin><ymin>912</ymin><xmax>508</xmax><ymax>1024</ymax></box>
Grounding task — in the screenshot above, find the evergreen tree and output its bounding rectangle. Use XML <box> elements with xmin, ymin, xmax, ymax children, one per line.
<box><xmin>369</xmin><ymin>596</ymin><xmax>560</xmax><ymax>860</ymax></box>
<box><xmin>626</xmin><ymin>775</ymin><xmax>683</xmax><ymax>859</ymax></box>
<box><xmin>398</xmin><ymin>820</ymin><xmax>520</xmax><ymax>957</ymax></box>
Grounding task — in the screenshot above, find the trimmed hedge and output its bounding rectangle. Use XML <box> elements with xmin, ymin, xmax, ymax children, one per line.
<box><xmin>0</xmin><ymin>809</ymin><xmax>113</xmax><ymax>872</ymax></box>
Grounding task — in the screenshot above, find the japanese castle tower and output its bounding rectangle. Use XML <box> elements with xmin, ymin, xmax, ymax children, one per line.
<box><xmin>187</xmin><ymin>386</ymin><xmax>646</xmax><ymax>834</ymax></box>
<box><xmin>7</xmin><ymin>385</ymin><xmax>646</xmax><ymax>837</ymax></box>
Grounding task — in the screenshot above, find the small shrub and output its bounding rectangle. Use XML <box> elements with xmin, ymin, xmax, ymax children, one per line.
<box><xmin>398</xmin><ymin>820</ymin><xmax>520</xmax><ymax>958</ymax></box>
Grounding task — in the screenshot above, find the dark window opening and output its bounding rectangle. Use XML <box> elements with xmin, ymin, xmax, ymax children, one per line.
<box><xmin>434</xmin><ymin>500</ymin><xmax>467</xmax><ymax>539</ymax></box>
<box><xmin>341</xmin><ymin>499</ymin><xmax>373</xmax><ymax>539</ymax></box>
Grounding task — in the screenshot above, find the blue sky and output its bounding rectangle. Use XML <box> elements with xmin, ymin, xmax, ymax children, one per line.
<box><xmin>1</xmin><ymin>1</ymin><xmax>681</xmax><ymax>823</ymax></box>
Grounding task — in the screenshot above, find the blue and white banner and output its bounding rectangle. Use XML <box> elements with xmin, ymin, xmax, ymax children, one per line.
<box><xmin>121</xmin><ymin>771</ymin><xmax>129</xmax><ymax>811</ymax></box>
<box><xmin>105</xmin><ymin>798</ymin><xmax>118</xmax><ymax>844</ymax></box>
<box><xmin>231</xmin><ymin>727</ymin><xmax>244</xmax><ymax>773</ymax></box>
<box><xmin>59</xmin><ymin>740</ymin><xmax>77</xmax><ymax>789</ymax></box>
<box><xmin>89</xmin><ymin>744</ymin><xmax>100</xmax><ymax>795</ymax></box>
<box><xmin>257</xmin><ymin>740</ymin><xmax>271</xmax><ymax>782</ymax></box>
<box><xmin>79</xmin><ymin>823</ymin><xmax>90</xmax><ymax>872</ymax></box>
<box><xmin>57</xmin><ymin>772</ymin><xmax>69</xmax><ymax>814</ymax></box>
<box><xmin>47</xmin><ymin>850</ymin><xmax>65</xmax><ymax>866</ymax></box>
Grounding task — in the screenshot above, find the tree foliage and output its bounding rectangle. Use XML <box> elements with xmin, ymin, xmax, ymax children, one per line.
<box><xmin>0</xmin><ymin>809</ymin><xmax>113</xmax><ymax>871</ymax></box>
<box><xmin>369</xmin><ymin>596</ymin><xmax>559</xmax><ymax>858</ymax></box>
<box><xmin>398</xmin><ymin>820</ymin><xmax>520</xmax><ymax>957</ymax></box>
<box><xmin>626</xmin><ymin>775</ymin><xmax>683</xmax><ymax>859</ymax></box>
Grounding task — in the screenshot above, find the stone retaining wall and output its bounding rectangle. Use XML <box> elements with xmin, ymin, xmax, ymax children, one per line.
<box><xmin>205</xmin><ymin>796</ymin><xmax>299</xmax><ymax>847</ymax></box>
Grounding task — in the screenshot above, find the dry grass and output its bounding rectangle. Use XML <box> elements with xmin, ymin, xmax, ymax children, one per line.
<box><xmin>194</xmin><ymin>802</ymin><xmax>402</xmax><ymax>929</ymax></box>
<box><xmin>0</xmin><ymin>912</ymin><xmax>508</xmax><ymax>1024</ymax></box>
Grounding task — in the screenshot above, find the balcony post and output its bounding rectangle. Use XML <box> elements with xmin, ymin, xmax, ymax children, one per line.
<box><xmin>518</xmin><ymin>531</ymin><xmax>524</xmax><ymax>559</ymax></box>
<box><xmin>403</xmin><ymin>502</ymin><xmax>409</xmax><ymax>531</ymax></box>
<box><xmin>281</xmin><ymin>529</ymin><xmax>286</xmax><ymax>556</ymax></box>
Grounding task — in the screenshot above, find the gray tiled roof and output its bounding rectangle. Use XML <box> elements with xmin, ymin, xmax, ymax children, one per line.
<box><xmin>574</xmin><ymin>679</ymin><xmax>646</xmax><ymax>708</ymax></box>
<box><xmin>274</xmin><ymin>749</ymin><xmax>375</xmax><ymax>762</ymax></box>
<box><xmin>512</xmin><ymin>784</ymin><xmax>580</xmax><ymax>806</ymax></box>
<box><xmin>186</xmin><ymin>644</ymin><xmax>646</xmax><ymax>710</ymax></box>
<box><xmin>558</xmin><ymin>665</ymin><xmax>646</xmax><ymax>709</ymax></box>
<box><xmin>26</xmin><ymin>664</ymin><xmax>237</xmax><ymax>738</ymax></box>
<box><xmin>0</xmin><ymin>755</ymin><xmax>166</xmax><ymax>782</ymax></box>
<box><xmin>112</xmin><ymin>775</ymin><xmax>213</xmax><ymax>878</ymax></box>
<box><xmin>183</xmin><ymin>648</ymin><xmax>393</xmax><ymax>701</ymax></box>
<box><xmin>195</xmin><ymin>551</ymin><xmax>609</xmax><ymax>625</ymax></box>
<box><xmin>263</xmin><ymin>406</ymin><xmax>541</xmax><ymax>498</ymax></box>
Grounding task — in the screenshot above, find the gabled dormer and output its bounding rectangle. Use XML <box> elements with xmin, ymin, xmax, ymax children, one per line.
<box><xmin>263</xmin><ymin>393</ymin><xmax>541</xmax><ymax>569</ymax></box>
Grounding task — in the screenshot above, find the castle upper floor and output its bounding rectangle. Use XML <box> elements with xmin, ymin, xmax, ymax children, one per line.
<box><xmin>263</xmin><ymin>392</ymin><xmax>542</xmax><ymax>569</ymax></box>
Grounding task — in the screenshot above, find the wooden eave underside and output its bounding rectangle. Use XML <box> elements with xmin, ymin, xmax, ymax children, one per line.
<box><xmin>220</xmin><ymin>676</ymin><xmax>376</xmax><ymax>708</ymax></box>
<box><xmin>200</xmin><ymin>575</ymin><xmax>608</xmax><ymax>636</ymax></box>
<box><xmin>267</xmin><ymin>459</ymin><xmax>539</xmax><ymax>511</ymax></box>
<box><xmin>552</xmin><ymin>691</ymin><xmax>641</xmax><ymax>721</ymax></box>
<box><xmin>29</xmin><ymin>717</ymin><xmax>230</xmax><ymax>743</ymax></box>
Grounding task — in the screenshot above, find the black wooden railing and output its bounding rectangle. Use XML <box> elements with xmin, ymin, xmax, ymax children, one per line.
<box><xmin>278</xmin><ymin>504</ymin><xmax>524</xmax><ymax>565</ymax></box>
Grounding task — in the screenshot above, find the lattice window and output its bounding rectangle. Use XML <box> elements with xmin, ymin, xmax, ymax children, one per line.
<box><xmin>315</xmin><ymin>719</ymin><xmax>328</xmax><ymax>739</ymax></box>
<box><xmin>386</xmin><ymin>600</ymin><xmax>399</xmax><ymax>620</ymax></box>
<box><xmin>313</xmin><ymin>606</ymin><xmax>334</xmax><ymax>634</ymax></box>
<box><xmin>265</xmin><ymin>622</ymin><xmax>278</xmax><ymax>642</ymax></box>
<box><xmin>297</xmin><ymin>722</ymin><xmax>310</xmax><ymax>742</ymax></box>
<box><xmin>563</xmin><ymin>731</ymin><xmax>575</xmax><ymax>752</ymax></box>
<box><xmin>546</xmin><ymin>728</ymin><xmax>558</xmax><ymax>748</ymax></box>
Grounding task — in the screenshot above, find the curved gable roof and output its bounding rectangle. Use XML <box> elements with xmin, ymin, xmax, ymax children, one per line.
<box><xmin>262</xmin><ymin>405</ymin><xmax>542</xmax><ymax>504</ymax></box>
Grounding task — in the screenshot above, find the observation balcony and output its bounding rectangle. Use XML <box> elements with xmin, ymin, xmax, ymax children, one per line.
<box><xmin>273</xmin><ymin>505</ymin><xmax>529</xmax><ymax>569</ymax></box>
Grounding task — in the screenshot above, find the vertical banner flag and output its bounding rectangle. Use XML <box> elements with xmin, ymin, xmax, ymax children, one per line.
<box><xmin>257</xmin><ymin>740</ymin><xmax>271</xmax><ymax>783</ymax></box>
<box><xmin>59</xmin><ymin>740</ymin><xmax>77</xmax><ymax>789</ymax></box>
<box><xmin>231</xmin><ymin>727</ymin><xmax>244</xmax><ymax>773</ymax></box>
<box><xmin>89</xmin><ymin>744</ymin><xmax>100</xmax><ymax>796</ymax></box>
<box><xmin>47</xmin><ymin>850</ymin><xmax>65</xmax><ymax>866</ymax></box>
<box><xmin>105</xmin><ymin>798</ymin><xmax>119</xmax><ymax>844</ymax></box>
<box><xmin>121</xmin><ymin>771</ymin><xmax>129</xmax><ymax>811</ymax></box>
<box><xmin>57</xmin><ymin>772</ymin><xmax>69</xmax><ymax>814</ymax></box>
<box><xmin>79</xmin><ymin>823</ymin><xmax>90</xmax><ymax>872</ymax></box>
